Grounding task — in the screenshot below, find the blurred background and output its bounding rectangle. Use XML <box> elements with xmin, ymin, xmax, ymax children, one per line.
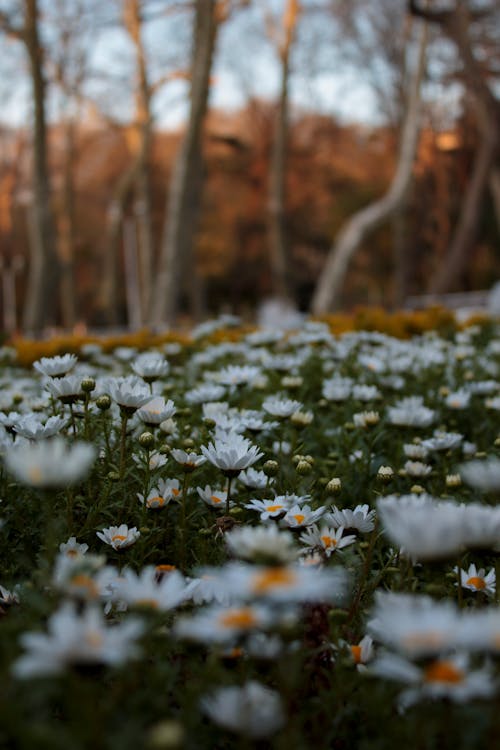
<box><xmin>0</xmin><ymin>0</ymin><xmax>498</xmax><ymax>335</ymax></box>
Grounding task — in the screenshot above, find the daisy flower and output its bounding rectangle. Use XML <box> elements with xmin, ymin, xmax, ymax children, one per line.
<box><xmin>454</xmin><ymin>563</ymin><xmax>495</xmax><ymax>596</ymax></box>
<box><xmin>137</xmin><ymin>397</ymin><xmax>176</xmax><ymax>426</ymax></box>
<box><xmin>185</xmin><ymin>384</ymin><xmax>226</xmax><ymax>404</ymax></box>
<box><xmin>325</xmin><ymin>504</ymin><xmax>376</xmax><ymax>533</ymax></box>
<box><xmin>300</xmin><ymin>524</ymin><xmax>356</xmax><ymax>556</ymax></box>
<box><xmin>131</xmin><ymin>352</ymin><xmax>169</xmax><ymax>382</ymax></box>
<box><xmin>368</xmin><ymin>592</ymin><xmax>461</xmax><ymax>658</ymax></box>
<box><xmin>137</xmin><ymin>478</ymin><xmax>181</xmax><ymax>509</ymax></box>
<box><xmin>215</xmin><ymin>365</ymin><xmax>261</xmax><ymax>387</ymax></box>
<box><xmin>403</xmin><ymin>460</ymin><xmax>432</xmax><ymax>477</ymax></box>
<box><xmin>262</xmin><ymin>396</ymin><xmax>303</xmax><ymax>418</ymax></box>
<box><xmin>245</xmin><ymin>498</ymin><xmax>288</xmax><ymax>521</ymax></box>
<box><xmin>225</xmin><ymin>525</ymin><xmax>299</xmax><ymax>564</ymax></box>
<box><xmin>201</xmin><ymin>431</ymin><xmax>263</xmax><ymax>476</ymax></box>
<box><xmin>282</xmin><ymin>504</ymin><xmax>326</xmax><ymax>529</ymax></box>
<box><xmin>96</xmin><ymin>524</ymin><xmax>140</xmax><ymax>551</ymax></box>
<box><xmin>13</xmin><ymin>414</ymin><xmax>68</xmax><ymax>440</ymax></box>
<box><xmin>113</xmin><ymin>567</ymin><xmax>189</xmax><ymax>611</ymax></box>
<box><xmin>33</xmin><ymin>354</ymin><xmax>78</xmax><ymax>378</ymax></box>
<box><xmin>376</xmin><ymin>494</ymin><xmax>465</xmax><ymax>561</ymax></box>
<box><xmin>460</xmin><ymin>458</ymin><xmax>500</xmax><ymax>492</ymax></box>
<box><xmin>238</xmin><ymin>467</ymin><xmax>273</xmax><ymax>489</ymax></box>
<box><xmin>170</xmin><ymin>449</ymin><xmax>207</xmax><ymax>471</ymax></box>
<box><xmin>174</xmin><ymin>602</ymin><xmax>279</xmax><ymax>643</ymax></box>
<box><xmin>45</xmin><ymin>375</ymin><xmax>84</xmax><ymax>403</ymax></box>
<box><xmin>4</xmin><ymin>438</ymin><xmax>96</xmax><ymax>488</ymax></box>
<box><xmin>370</xmin><ymin>652</ymin><xmax>495</xmax><ymax>711</ymax></box>
<box><xmin>197</xmin><ymin>485</ymin><xmax>229</xmax><ymax>509</ymax></box>
<box><xmin>108</xmin><ymin>376</ymin><xmax>151</xmax><ymax>413</ymax></box>
<box><xmin>59</xmin><ymin>537</ymin><xmax>89</xmax><ymax>558</ymax></box>
<box><xmin>200</xmin><ymin>681</ymin><xmax>285</xmax><ymax>739</ymax></box>
<box><xmin>349</xmin><ymin>634</ymin><xmax>375</xmax><ymax>671</ymax></box>
<box><xmin>218</xmin><ymin>561</ymin><xmax>349</xmax><ymax>604</ymax></box>
<box><xmin>12</xmin><ymin>601</ymin><xmax>144</xmax><ymax>678</ymax></box>
<box><xmin>387</xmin><ymin>396</ymin><xmax>435</xmax><ymax>427</ymax></box>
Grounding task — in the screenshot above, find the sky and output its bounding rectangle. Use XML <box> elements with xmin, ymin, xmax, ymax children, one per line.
<box><xmin>0</xmin><ymin>0</ymin><xmax>388</xmax><ymax>132</ymax></box>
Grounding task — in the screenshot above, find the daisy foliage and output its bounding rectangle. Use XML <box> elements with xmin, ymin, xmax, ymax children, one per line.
<box><xmin>1</xmin><ymin>318</ymin><xmax>500</xmax><ymax>748</ymax></box>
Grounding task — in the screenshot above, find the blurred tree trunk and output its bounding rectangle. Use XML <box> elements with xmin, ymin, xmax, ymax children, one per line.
<box><xmin>58</xmin><ymin>118</ymin><xmax>77</xmax><ymax>329</ymax></box>
<box><xmin>310</xmin><ymin>17</ymin><xmax>427</xmax><ymax>314</ymax></box>
<box><xmin>97</xmin><ymin>0</ymin><xmax>156</xmax><ymax>326</ymax></box>
<box><xmin>429</xmin><ymin>121</ymin><xmax>497</xmax><ymax>294</ymax></box>
<box><xmin>151</xmin><ymin>0</ymin><xmax>219</xmax><ymax>327</ymax></box>
<box><xmin>409</xmin><ymin>1</ymin><xmax>499</xmax><ymax>294</ymax></box>
<box><xmin>22</xmin><ymin>0</ymin><xmax>59</xmax><ymax>333</ymax></box>
<box><xmin>490</xmin><ymin>168</ymin><xmax>500</xmax><ymax>234</ymax></box>
<box><xmin>267</xmin><ymin>0</ymin><xmax>300</xmax><ymax>303</ymax></box>
<box><xmin>392</xmin><ymin>200</ymin><xmax>410</xmax><ymax>308</ymax></box>
<box><xmin>126</xmin><ymin>0</ymin><xmax>155</xmax><ymax>324</ymax></box>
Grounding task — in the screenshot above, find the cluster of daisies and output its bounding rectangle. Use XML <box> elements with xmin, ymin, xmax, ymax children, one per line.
<box><xmin>0</xmin><ymin>316</ymin><xmax>500</xmax><ymax>745</ymax></box>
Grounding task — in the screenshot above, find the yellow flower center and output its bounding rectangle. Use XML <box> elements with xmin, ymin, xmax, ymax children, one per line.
<box><xmin>266</xmin><ymin>505</ymin><xmax>284</xmax><ymax>513</ymax></box>
<box><xmin>219</xmin><ymin>608</ymin><xmax>258</xmax><ymax>629</ymax></box>
<box><xmin>111</xmin><ymin>534</ymin><xmax>127</xmax><ymax>543</ymax></box>
<box><xmin>70</xmin><ymin>574</ymin><xmax>98</xmax><ymax>598</ymax></box>
<box><xmin>156</xmin><ymin>564</ymin><xmax>176</xmax><ymax>573</ymax></box>
<box><xmin>171</xmin><ymin>488</ymin><xmax>180</xmax><ymax>497</ymax></box>
<box><xmin>350</xmin><ymin>644</ymin><xmax>362</xmax><ymax>664</ymax></box>
<box><xmin>423</xmin><ymin>660</ymin><xmax>464</xmax><ymax>684</ymax></box>
<box><xmin>147</xmin><ymin>496</ymin><xmax>166</xmax><ymax>508</ymax></box>
<box><xmin>210</xmin><ymin>495</ymin><xmax>222</xmax><ymax>504</ymax></box>
<box><xmin>85</xmin><ymin>631</ymin><xmax>103</xmax><ymax>649</ymax></box>
<box><xmin>28</xmin><ymin>465</ymin><xmax>43</xmax><ymax>484</ymax></box>
<box><xmin>466</xmin><ymin>576</ymin><xmax>486</xmax><ymax>590</ymax></box>
<box><xmin>135</xmin><ymin>598</ymin><xmax>159</xmax><ymax>609</ymax></box>
<box><xmin>293</xmin><ymin>514</ymin><xmax>305</xmax><ymax>525</ymax></box>
<box><xmin>403</xmin><ymin>632</ymin><xmax>445</xmax><ymax>651</ymax></box>
<box><xmin>251</xmin><ymin>567</ymin><xmax>297</xmax><ymax>594</ymax></box>
<box><xmin>321</xmin><ymin>535</ymin><xmax>337</xmax><ymax>548</ymax></box>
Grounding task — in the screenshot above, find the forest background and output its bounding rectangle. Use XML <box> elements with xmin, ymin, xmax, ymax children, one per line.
<box><xmin>0</xmin><ymin>0</ymin><xmax>498</xmax><ymax>335</ymax></box>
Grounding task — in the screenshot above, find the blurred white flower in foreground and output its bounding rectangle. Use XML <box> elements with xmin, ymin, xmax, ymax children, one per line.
<box><xmin>370</xmin><ymin>652</ymin><xmax>495</xmax><ymax>711</ymax></box>
<box><xmin>201</xmin><ymin>680</ymin><xmax>285</xmax><ymax>738</ymax></box>
<box><xmin>4</xmin><ymin>438</ymin><xmax>96</xmax><ymax>488</ymax></box>
<box><xmin>12</xmin><ymin>601</ymin><xmax>144</xmax><ymax>678</ymax></box>
<box><xmin>460</xmin><ymin>458</ymin><xmax>500</xmax><ymax>492</ymax></box>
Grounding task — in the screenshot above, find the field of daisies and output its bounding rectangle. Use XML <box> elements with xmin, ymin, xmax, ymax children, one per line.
<box><xmin>1</xmin><ymin>315</ymin><xmax>500</xmax><ymax>749</ymax></box>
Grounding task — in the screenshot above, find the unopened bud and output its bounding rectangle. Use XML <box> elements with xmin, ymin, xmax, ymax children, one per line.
<box><xmin>96</xmin><ymin>394</ymin><xmax>111</xmax><ymax>411</ymax></box>
<box><xmin>377</xmin><ymin>466</ymin><xmax>393</xmax><ymax>482</ymax></box>
<box><xmin>326</xmin><ymin>477</ymin><xmax>342</xmax><ymax>493</ymax></box>
<box><xmin>139</xmin><ymin>432</ymin><xmax>155</xmax><ymax>449</ymax></box>
<box><xmin>81</xmin><ymin>377</ymin><xmax>96</xmax><ymax>393</ymax></box>
<box><xmin>263</xmin><ymin>460</ymin><xmax>279</xmax><ymax>477</ymax></box>
<box><xmin>296</xmin><ymin>459</ymin><xmax>313</xmax><ymax>475</ymax></box>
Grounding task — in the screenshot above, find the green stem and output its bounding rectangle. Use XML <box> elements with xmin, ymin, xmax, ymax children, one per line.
<box><xmin>69</xmin><ymin>403</ymin><xmax>77</xmax><ymax>437</ymax></box>
<box><xmin>179</xmin><ymin>472</ymin><xmax>191</xmax><ymax>571</ymax></box>
<box><xmin>119</xmin><ymin>413</ymin><xmax>129</xmax><ymax>480</ymax></box>
<box><xmin>495</xmin><ymin>555</ymin><xmax>500</xmax><ymax>606</ymax></box>
<box><xmin>456</xmin><ymin>558</ymin><xmax>463</xmax><ymax>608</ymax></box>
<box><xmin>345</xmin><ymin>521</ymin><xmax>379</xmax><ymax>627</ymax></box>
<box><xmin>225</xmin><ymin>475</ymin><xmax>234</xmax><ymax>516</ymax></box>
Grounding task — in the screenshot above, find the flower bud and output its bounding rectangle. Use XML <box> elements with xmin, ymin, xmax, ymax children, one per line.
<box><xmin>96</xmin><ymin>394</ymin><xmax>111</xmax><ymax>411</ymax></box>
<box><xmin>377</xmin><ymin>465</ymin><xmax>393</xmax><ymax>482</ymax></box>
<box><xmin>326</xmin><ymin>477</ymin><xmax>342</xmax><ymax>493</ymax></box>
<box><xmin>81</xmin><ymin>377</ymin><xmax>96</xmax><ymax>393</ymax></box>
<box><xmin>139</xmin><ymin>432</ymin><xmax>155</xmax><ymax>449</ymax></box>
<box><xmin>296</xmin><ymin>459</ymin><xmax>313</xmax><ymax>475</ymax></box>
<box><xmin>263</xmin><ymin>460</ymin><xmax>279</xmax><ymax>477</ymax></box>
